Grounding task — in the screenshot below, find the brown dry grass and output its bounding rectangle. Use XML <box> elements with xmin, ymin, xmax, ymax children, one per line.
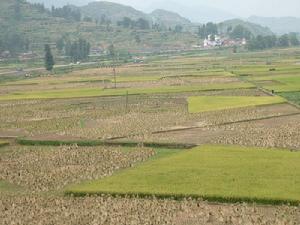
<box><xmin>1</xmin><ymin>195</ymin><xmax>299</xmax><ymax>225</ymax></box>
<box><xmin>0</xmin><ymin>145</ymin><xmax>154</xmax><ymax>192</ymax></box>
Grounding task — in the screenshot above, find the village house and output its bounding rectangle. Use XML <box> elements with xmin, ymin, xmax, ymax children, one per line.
<box><xmin>204</xmin><ymin>35</ymin><xmax>247</xmax><ymax>48</ymax></box>
<box><xmin>203</xmin><ymin>34</ymin><xmax>223</xmax><ymax>48</ymax></box>
<box><xmin>18</xmin><ymin>51</ymin><xmax>38</xmax><ymax>61</ymax></box>
<box><xmin>90</xmin><ymin>47</ymin><xmax>103</xmax><ymax>56</ymax></box>
<box><xmin>0</xmin><ymin>50</ymin><xmax>11</xmax><ymax>59</ymax></box>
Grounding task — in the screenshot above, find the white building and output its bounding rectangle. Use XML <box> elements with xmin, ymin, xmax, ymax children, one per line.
<box><xmin>203</xmin><ymin>35</ymin><xmax>222</xmax><ymax>48</ymax></box>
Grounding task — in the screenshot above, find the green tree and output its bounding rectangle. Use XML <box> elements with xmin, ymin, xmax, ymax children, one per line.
<box><xmin>230</xmin><ymin>25</ymin><xmax>252</xmax><ymax>40</ymax></box>
<box><xmin>198</xmin><ymin>23</ymin><xmax>218</xmax><ymax>39</ymax></box>
<box><xmin>210</xmin><ymin>34</ymin><xmax>216</xmax><ymax>41</ymax></box>
<box><xmin>135</xmin><ymin>34</ymin><xmax>141</xmax><ymax>43</ymax></box>
<box><xmin>44</xmin><ymin>44</ymin><xmax>54</xmax><ymax>71</ymax></box>
<box><xmin>174</xmin><ymin>25</ymin><xmax>183</xmax><ymax>33</ymax></box>
<box><xmin>135</xmin><ymin>18</ymin><xmax>150</xmax><ymax>30</ymax></box>
<box><xmin>65</xmin><ymin>39</ymin><xmax>90</xmax><ymax>62</ymax></box>
<box><xmin>289</xmin><ymin>33</ymin><xmax>300</xmax><ymax>46</ymax></box>
<box><xmin>206</xmin><ymin>22</ymin><xmax>218</xmax><ymax>35</ymax></box>
<box><xmin>118</xmin><ymin>17</ymin><xmax>133</xmax><ymax>28</ymax></box>
<box><xmin>108</xmin><ymin>44</ymin><xmax>115</xmax><ymax>59</ymax></box>
<box><xmin>14</xmin><ymin>0</ymin><xmax>22</xmax><ymax>21</ymax></box>
<box><xmin>56</xmin><ymin>38</ymin><xmax>65</xmax><ymax>52</ymax></box>
<box><xmin>278</xmin><ymin>34</ymin><xmax>290</xmax><ymax>47</ymax></box>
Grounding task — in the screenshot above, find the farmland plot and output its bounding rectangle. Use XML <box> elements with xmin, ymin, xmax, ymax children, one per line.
<box><xmin>1</xmin><ymin>195</ymin><xmax>299</xmax><ymax>225</ymax></box>
<box><xmin>1</xmin><ymin>47</ymin><xmax>300</xmax><ymax>225</ymax></box>
<box><xmin>0</xmin><ymin>145</ymin><xmax>154</xmax><ymax>192</ymax></box>
<box><xmin>188</xmin><ymin>96</ymin><xmax>286</xmax><ymax>113</ymax></box>
<box><xmin>67</xmin><ymin>145</ymin><xmax>300</xmax><ymax>204</ymax></box>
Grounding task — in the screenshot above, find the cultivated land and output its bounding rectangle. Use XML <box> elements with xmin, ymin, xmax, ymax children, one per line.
<box><xmin>67</xmin><ymin>145</ymin><xmax>300</xmax><ymax>204</ymax></box>
<box><xmin>188</xmin><ymin>96</ymin><xmax>286</xmax><ymax>113</ymax></box>
<box><xmin>1</xmin><ymin>47</ymin><xmax>300</xmax><ymax>224</ymax></box>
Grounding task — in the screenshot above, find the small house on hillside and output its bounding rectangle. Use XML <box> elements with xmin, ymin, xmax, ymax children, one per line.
<box><xmin>18</xmin><ymin>51</ymin><xmax>37</xmax><ymax>61</ymax></box>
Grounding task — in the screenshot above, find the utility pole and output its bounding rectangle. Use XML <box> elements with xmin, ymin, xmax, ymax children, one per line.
<box><xmin>113</xmin><ymin>66</ymin><xmax>117</xmax><ymax>89</ymax></box>
<box><xmin>109</xmin><ymin>43</ymin><xmax>117</xmax><ymax>88</ymax></box>
<box><xmin>125</xmin><ymin>91</ymin><xmax>129</xmax><ymax>113</ymax></box>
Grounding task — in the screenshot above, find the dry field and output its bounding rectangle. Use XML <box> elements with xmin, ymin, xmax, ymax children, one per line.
<box><xmin>0</xmin><ymin>145</ymin><xmax>154</xmax><ymax>192</ymax></box>
<box><xmin>1</xmin><ymin>90</ymin><xmax>296</xmax><ymax>140</ymax></box>
<box><xmin>139</xmin><ymin>112</ymin><xmax>300</xmax><ymax>150</ymax></box>
<box><xmin>1</xmin><ymin>195</ymin><xmax>300</xmax><ymax>225</ymax></box>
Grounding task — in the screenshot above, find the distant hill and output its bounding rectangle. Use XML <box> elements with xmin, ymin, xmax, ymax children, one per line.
<box><xmin>80</xmin><ymin>1</ymin><xmax>150</xmax><ymax>23</ymax></box>
<box><xmin>27</xmin><ymin>0</ymin><xmax>89</xmax><ymax>8</ymax></box>
<box><xmin>248</xmin><ymin>16</ymin><xmax>300</xmax><ymax>34</ymax></box>
<box><xmin>144</xmin><ymin>0</ymin><xmax>236</xmax><ymax>23</ymax></box>
<box><xmin>150</xmin><ymin>9</ymin><xmax>192</xmax><ymax>28</ymax></box>
<box><xmin>28</xmin><ymin>0</ymin><xmax>236</xmax><ymax>23</ymax></box>
<box><xmin>219</xmin><ymin>19</ymin><xmax>274</xmax><ymax>37</ymax></box>
<box><xmin>80</xmin><ymin>2</ymin><xmax>193</xmax><ymax>30</ymax></box>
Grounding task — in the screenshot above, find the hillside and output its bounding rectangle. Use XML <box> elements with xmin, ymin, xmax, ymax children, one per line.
<box><xmin>248</xmin><ymin>16</ymin><xmax>300</xmax><ymax>34</ymax></box>
<box><xmin>80</xmin><ymin>2</ymin><xmax>193</xmax><ymax>30</ymax></box>
<box><xmin>80</xmin><ymin>1</ymin><xmax>150</xmax><ymax>23</ymax></box>
<box><xmin>219</xmin><ymin>19</ymin><xmax>273</xmax><ymax>37</ymax></box>
<box><xmin>0</xmin><ymin>0</ymin><xmax>199</xmax><ymax>55</ymax></box>
<box><xmin>150</xmin><ymin>9</ymin><xmax>192</xmax><ymax>29</ymax></box>
<box><xmin>0</xmin><ymin>0</ymin><xmax>281</xmax><ymax>58</ymax></box>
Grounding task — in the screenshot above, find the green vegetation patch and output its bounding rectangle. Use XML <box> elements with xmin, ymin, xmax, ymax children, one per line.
<box><xmin>17</xmin><ymin>138</ymin><xmax>196</xmax><ymax>149</ymax></box>
<box><xmin>1</xmin><ymin>75</ymin><xmax>163</xmax><ymax>86</ymax></box>
<box><xmin>66</xmin><ymin>145</ymin><xmax>300</xmax><ymax>205</ymax></box>
<box><xmin>188</xmin><ymin>96</ymin><xmax>286</xmax><ymax>113</ymax></box>
<box><xmin>249</xmin><ymin>75</ymin><xmax>300</xmax><ymax>92</ymax></box>
<box><xmin>0</xmin><ymin>141</ymin><xmax>9</xmax><ymax>147</ymax></box>
<box><xmin>0</xmin><ymin>82</ymin><xmax>254</xmax><ymax>101</ymax></box>
<box><xmin>279</xmin><ymin>92</ymin><xmax>300</xmax><ymax>106</ymax></box>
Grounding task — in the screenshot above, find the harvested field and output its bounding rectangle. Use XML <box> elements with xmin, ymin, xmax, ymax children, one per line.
<box><xmin>142</xmin><ymin>113</ymin><xmax>300</xmax><ymax>150</ymax></box>
<box><xmin>214</xmin><ymin>114</ymin><xmax>300</xmax><ymax>149</ymax></box>
<box><xmin>0</xmin><ymin>145</ymin><xmax>154</xmax><ymax>192</ymax></box>
<box><xmin>123</xmin><ymin>103</ymin><xmax>300</xmax><ymax>144</ymax></box>
<box><xmin>1</xmin><ymin>94</ymin><xmax>297</xmax><ymax>140</ymax></box>
<box><xmin>1</xmin><ymin>195</ymin><xmax>299</xmax><ymax>225</ymax></box>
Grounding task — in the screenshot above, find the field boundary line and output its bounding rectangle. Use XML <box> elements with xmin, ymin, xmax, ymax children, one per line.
<box><xmin>109</xmin><ymin>111</ymin><xmax>300</xmax><ymax>141</ymax></box>
<box><xmin>16</xmin><ymin>138</ymin><xmax>197</xmax><ymax>149</ymax></box>
<box><xmin>65</xmin><ymin>191</ymin><xmax>300</xmax><ymax>206</ymax></box>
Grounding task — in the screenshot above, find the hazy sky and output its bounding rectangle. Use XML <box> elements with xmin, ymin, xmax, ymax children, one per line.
<box><xmin>101</xmin><ymin>0</ymin><xmax>300</xmax><ymax>17</ymax></box>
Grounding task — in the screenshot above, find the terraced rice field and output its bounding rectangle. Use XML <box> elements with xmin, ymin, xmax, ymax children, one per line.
<box><xmin>0</xmin><ymin>82</ymin><xmax>254</xmax><ymax>101</ymax></box>
<box><xmin>67</xmin><ymin>145</ymin><xmax>300</xmax><ymax>204</ymax></box>
<box><xmin>251</xmin><ymin>75</ymin><xmax>300</xmax><ymax>92</ymax></box>
<box><xmin>1</xmin><ymin>47</ymin><xmax>300</xmax><ymax>224</ymax></box>
<box><xmin>188</xmin><ymin>96</ymin><xmax>286</xmax><ymax>113</ymax></box>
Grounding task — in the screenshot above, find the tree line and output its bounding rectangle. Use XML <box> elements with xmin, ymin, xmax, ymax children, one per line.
<box><xmin>56</xmin><ymin>38</ymin><xmax>91</xmax><ymax>62</ymax></box>
<box><xmin>44</xmin><ymin>38</ymin><xmax>91</xmax><ymax>71</ymax></box>
<box><xmin>117</xmin><ymin>17</ymin><xmax>150</xmax><ymax>30</ymax></box>
<box><xmin>247</xmin><ymin>33</ymin><xmax>300</xmax><ymax>50</ymax></box>
<box><xmin>51</xmin><ymin>6</ymin><xmax>81</xmax><ymax>22</ymax></box>
<box><xmin>198</xmin><ymin>23</ymin><xmax>219</xmax><ymax>39</ymax></box>
<box><xmin>198</xmin><ymin>23</ymin><xmax>253</xmax><ymax>40</ymax></box>
<box><xmin>0</xmin><ymin>31</ymin><xmax>30</xmax><ymax>56</ymax></box>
